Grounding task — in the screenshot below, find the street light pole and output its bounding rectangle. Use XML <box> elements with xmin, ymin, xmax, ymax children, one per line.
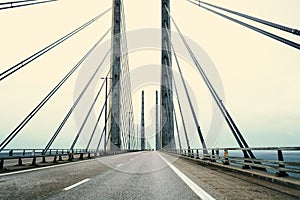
<box><xmin>128</xmin><ymin>111</ymin><xmax>132</xmax><ymax>151</ymax></box>
<box><xmin>101</xmin><ymin>76</ymin><xmax>112</xmax><ymax>152</ymax></box>
<box><xmin>136</xmin><ymin>124</ymin><xmax>139</xmax><ymax>150</ymax></box>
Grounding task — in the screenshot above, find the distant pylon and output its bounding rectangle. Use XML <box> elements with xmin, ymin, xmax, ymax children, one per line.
<box><xmin>141</xmin><ymin>91</ymin><xmax>145</xmax><ymax>150</ymax></box>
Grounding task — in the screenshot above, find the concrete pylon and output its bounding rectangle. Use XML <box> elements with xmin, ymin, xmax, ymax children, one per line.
<box><xmin>161</xmin><ymin>0</ymin><xmax>175</xmax><ymax>150</ymax></box>
<box><xmin>109</xmin><ymin>0</ymin><xmax>121</xmax><ymax>150</ymax></box>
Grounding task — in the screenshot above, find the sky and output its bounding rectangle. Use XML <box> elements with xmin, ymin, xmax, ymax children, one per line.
<box><xmin>0</xmin><ymin>0</ymin><xmax>299</xmax><ymax>150</ymax></box>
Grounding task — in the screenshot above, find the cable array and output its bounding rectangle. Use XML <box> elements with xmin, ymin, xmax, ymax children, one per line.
<box><xmin>165</xmin><ymin>5</ymin><xmax>256</xmax><ymax>158</ymax></box>
<box><xmin>0</xmin><ymin>0</ymin><xmax>57</xmax><ymax>11</ymax></box>
<box><xmin>187</xmin><ymin>0</ymin><xmax>300</xmax><ymax>50</ymax></box>
<box><xmin>0</xmin><ymin>8</ymin><xmax>111</xmax><ymax>153</ymax></box>
<box><xmin>118</xmin><ymin>0</ymin><xmax>135</xmax><ymax>150</ymax></box>
<box><xmin>0</xmin><ymin>8</ymin><xmax>112</xmax><ymax>82</ymax></box>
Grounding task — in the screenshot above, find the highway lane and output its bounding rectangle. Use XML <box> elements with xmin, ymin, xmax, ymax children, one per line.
<box><xmin>43</xmin><ymin>151</ymin><xmax>201</xmax><ymax>200</ymax></box>
<box><xmin>0</xmin><ymin>151</ymin><xmax>201</xmax><ymax>200</ymax></box>
<box><xmin>0</xmin><ymin>151</ymin><xmax>299</xmax><ymax>200</ymax></box>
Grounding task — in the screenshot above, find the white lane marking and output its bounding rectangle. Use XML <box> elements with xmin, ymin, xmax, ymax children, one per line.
<box><xmin>63</xmin><ymin>178</ymin><xmax>90</xmax><ymax>191</ymax></box>
<box><xmin>157</xmin><ymin>152</ymin><xmax>215</xmax><ymax>200</ymax></box>
<box><xmin>116</xmin><ymin>163</ymin><xmax>123</xmax><ymax>167</ymax></box>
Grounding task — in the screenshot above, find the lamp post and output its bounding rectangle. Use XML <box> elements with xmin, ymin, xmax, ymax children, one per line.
<box><xmin>101</xmin><ymin>76</ymin><xmax>112</xmax><ymax>152</ymax></box>
<box><xmin>128</xmin><ymin>111</ymin><xmax>132</xmax><ymax>151</ymax></box>
<box><xmin>136</xmin><ymin>123</ymin><xmax>139</xmax><ymax>150</ymax></box>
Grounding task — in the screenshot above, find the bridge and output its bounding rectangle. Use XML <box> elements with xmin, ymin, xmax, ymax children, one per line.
<box><xmin>0</xmin><ymin>0</ymin><xmax>300</xmax><ymax>199</ymax></box>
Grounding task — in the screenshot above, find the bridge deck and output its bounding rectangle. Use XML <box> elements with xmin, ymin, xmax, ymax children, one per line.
<box><xmin>0</xmin><ymin>151</ymin><xmax>299</xmax><ymax>199</ymax></box>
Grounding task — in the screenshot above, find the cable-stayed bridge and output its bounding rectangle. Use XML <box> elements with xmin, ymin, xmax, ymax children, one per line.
<box><xmin>0</xmin><ymin>0</ymin><xmax>300</xmax><ymax>199</ymax></box>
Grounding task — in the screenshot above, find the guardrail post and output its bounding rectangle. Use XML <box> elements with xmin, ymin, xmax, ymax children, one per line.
<box><xmin>18</xmin><ymin>158</ymin><xmax>23</xmax><ymax>166</ymax></box>
<box><xmin>0</xmin><ymin>159</ymin><xmax>4</xmax><ymax>170</ymax></box>
<box><xmin>69</xmin><ymin>150</ymin><xmax>74</xmax><ymax>161</ymax></box>
<box><xmin>68</xmin><ymin>153</ymin><xmax>72</xmax><ymax>161</ymax></box>
<box><xmin>223</xmin><ymin>149</ymin><xmax>229</xmax><ymax>165</ymax></box>
<box><xmin>32</xmin><ymin>157</ymin><xmax>36</xmax><ymax>166</ymax></box>
<box><xmin>211</xmin><ymin>150</ymin><xmax>216</xmax><ymax>162</ymax></box>
<box><xmin>88</xmin><ymin>152</ymin><xmax>91</xmax><ymax>159</ymax></box>
<box><xmin>276</xmin><ymin>150</ymin><xmax>288</xmax><ymax>177</ymax></box>
<box><xmin>58</xmin><ymin>155</ymin><xmax>63</xmax><ymax>161</ymax></box>
<box><xmin>41</xmin><ymin>156</ymin><xmax>47</xmax><ymax>163</ymax></box>
<box><xmin>216</xmin><ymin>150</ymin><xmax>219</xmax><ymax>161</ymax></box>
<box><xmin>9</xmin><ymin>150</ymin><xmax>13</xmax><ymax>156</ymax></box>
<box><xmin>79</xmin><ymin>153</ymin><xmax>84</xmax><ymax>160</ymax></box>
<box><xmin>23</xmin><ymin>149</ymin><xmax>25</xmax><ymax>156</ymax></box>
<box><xmin>196</xmin><ymin>149</ymin><xmax>200</xmax><ymax>159</ymax></box>
<box><xmin>53</xmin><ymin>156</ymin><xmax>57</xmax><ymax>163</ymax></box>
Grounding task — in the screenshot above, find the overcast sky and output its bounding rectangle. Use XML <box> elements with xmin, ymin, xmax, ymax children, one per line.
<box><xmin>0</xmin><ymin>0</ymin><xmax>299</xmax><ymax>149</ymax></box>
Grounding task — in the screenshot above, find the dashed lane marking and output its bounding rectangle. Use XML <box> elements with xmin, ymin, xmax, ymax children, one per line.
<box><xmin>63</xmin><ymin>179</ymin><xmax>90</xmax><ymax>191</ymax></box>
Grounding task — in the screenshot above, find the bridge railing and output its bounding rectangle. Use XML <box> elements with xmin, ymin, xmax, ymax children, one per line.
<box><xmin>0</xmin><ymin>149</ymin><xmax>133</xmax><ymax>170</ymax></box>
<box><xmin>170</xmin><ymin>147</ymin><xmax>300</xmax><ymax>177</ymax></box>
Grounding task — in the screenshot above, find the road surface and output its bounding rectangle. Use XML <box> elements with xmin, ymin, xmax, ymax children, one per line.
<box><xmin>0</xmin><ymin>151</ymin><xmax>299</xmax><ymax>199</ymax></box>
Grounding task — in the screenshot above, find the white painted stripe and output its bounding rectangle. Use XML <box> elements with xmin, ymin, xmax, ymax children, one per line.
<box><xmin>116</xmin><ymin>163</ymin><xmax>123</xmax><ymax>167</ymax></box>
<box><xmin>63</xmin><ymin>178</ymin><xmax>90</xmax><ymax>191</ymax></box>
<box><xmin>157</xmin><ymin>152</ymin><xmax>215</xmax><ymax>200</ymax></box>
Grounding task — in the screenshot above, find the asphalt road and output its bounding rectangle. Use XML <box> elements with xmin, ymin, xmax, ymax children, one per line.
<box><xmin>0</xmin><ymin>151</ymin><xmax>299</xmax><ymax>200</ymax></box>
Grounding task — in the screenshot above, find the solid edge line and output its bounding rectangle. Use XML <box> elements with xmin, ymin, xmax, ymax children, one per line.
<box><xmin>63</xmin><ymin>178</ymin><xmax>90</xmax><ymax>191</ymax></box>
<box><xmin>157</xmin><ymin>152</ymin><xmax>215</xmax><ymax>200</ymax></box>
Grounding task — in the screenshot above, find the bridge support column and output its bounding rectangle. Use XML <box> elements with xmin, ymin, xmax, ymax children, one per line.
<box><xmin>109</xmin><ymin>0</ymin><xmax>122</xmax><ymax>151</ymax></box>
<box><xmin>161</xmin><ymin>0</ymin><xmax>175</xmax><ymax>150</ymax></box>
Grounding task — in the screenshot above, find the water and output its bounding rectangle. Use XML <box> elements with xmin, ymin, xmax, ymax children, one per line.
<box><xmin>226</xmin><ymin>150</ymin><xmax>300</xmax><ymax>178</ymax></box>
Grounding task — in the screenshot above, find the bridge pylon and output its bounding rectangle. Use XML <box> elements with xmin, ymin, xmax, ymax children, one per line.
<box><xmin>160</xmin><ymin>0</ymin><xmax>175</xmax><ymax>150</ymax></box>
<box><xmin>109</xmin><ymin>0</ymin><xmax>122</xmax><ymax>150</ymax></box>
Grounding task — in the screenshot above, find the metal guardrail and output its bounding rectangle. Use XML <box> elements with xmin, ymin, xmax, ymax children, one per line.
<box><xmin>0</xmin><ymin>149</ymin><xmax>132</xmax><ymax>170</ymax></box>
<box><xmin>170</xmin><ymin>147</ymin><xmax>300</xmax><ymax>177</ymax></box>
